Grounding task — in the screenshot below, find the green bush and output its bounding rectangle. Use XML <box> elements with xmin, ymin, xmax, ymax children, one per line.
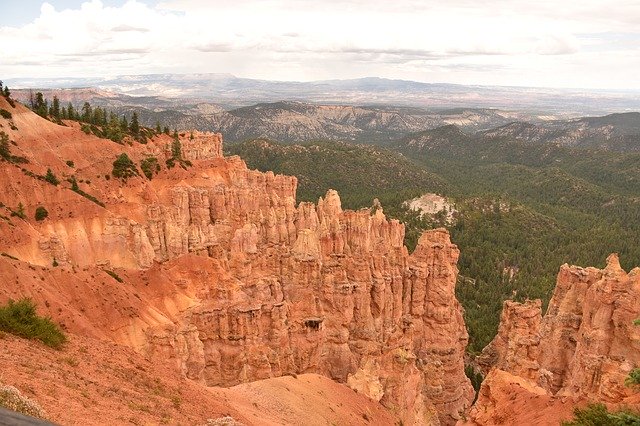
<box><xmin>10</xmin><ymin>202</ymin><xmax>26</xmax><ymax>219</ymax></box>
<box><xmin>112</xmin><ymin>153</ymin><xmax>139</xmax><ymax>180</ymax></box>
<box><xmin>66</xmin><ymin>160</ymin><xmax>74</xmax><ymax>168</ymax></box>
<box><xmin>44</xmin><ymin>168</ymin><xmax>59</xmax><ymax>186</ymax></box>
<box><xmin>34</xmin><ymin>206</ymin><xmax>48</xmax><ymax>221</ymax></box>
<box><xmin>0</xmin><ymin>109</ymin><xmax>11</xmax><ymax>119</ymax></box>
<box><xmin>562</xmin><ymin>403</ymin><xmax>640</xmax><ymax>426</ymax></box>
<box><xmin>0</xmin><ymin>298</ymin><xmax>66</xmax><ymax>349</ymax></box>
<box><xmin>140</xmin><ymin>156</ymin><xmax>160</xmax><ymax>179</ymax></box>
<box><xmin>104</xmin><ymin>270</ymin><xmax>123</xmax><ymax>283</ymax></box>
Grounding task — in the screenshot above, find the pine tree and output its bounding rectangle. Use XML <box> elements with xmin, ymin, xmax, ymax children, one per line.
<box><xmin>129</xmin><ymin>112</ymin><xmax>140</xmax><ymax>136</ymax></box>
<box><xmin>81</xmin><ymin>102</ymin><xmax>92</xmax><ymax>123</ymax></box>
<box><xmin>3</xmin><ymin>85</ymin><xmax>10</xmax><ymax>98</ymax></box>
<box><xmin>44</xmin><ymin>168</ymin><xmax>60</xmax><ymax>186</ymax></box>
<box><xmin>34</xmin><ymin>92</ymin><xmax>47</xmax><ymax>117</ymax></box>
<box><xmin>155</xmin><ymin>121</ymin><xmax>161</xmax><ymax>133</ymax></box>
<box><xmin>67</xmin><ymin>103</ymin><xmax>75</xmax><ymax>120</ymax></box>
<box><xmin>52</xmin><ymin>96</ymin><xmax>61</xmax><ymax>120</ymax></box>
<box><xmin>120</xmin><ymin>116</ymin><xmax>128</xmax><ymax>132</ymax></box>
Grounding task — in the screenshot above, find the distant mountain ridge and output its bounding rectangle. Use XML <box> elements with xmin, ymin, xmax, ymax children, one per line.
<box><xmin>7</xmin><ymin>73</ymin><xmax>640</xmax><ymax>114</ymax></box>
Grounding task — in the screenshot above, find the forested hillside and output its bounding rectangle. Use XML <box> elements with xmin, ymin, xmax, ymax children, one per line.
<box><xmin>230</xmin><ymin>134</ymin><xmax>640</xmax><ymax>352</ymax></box>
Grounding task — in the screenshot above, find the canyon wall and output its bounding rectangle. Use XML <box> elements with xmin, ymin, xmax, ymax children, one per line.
<box><xmin>0</xmin><ymin>103</ymin><xmax>473</xmax><ymax>425</ymax></box>
<box><xmin>467</xmin><ymin>254</ymin><xmax>640</xmax><ymax>424</ymax></box>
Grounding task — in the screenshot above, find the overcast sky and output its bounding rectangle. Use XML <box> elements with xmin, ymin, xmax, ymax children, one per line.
<box><xmin>1</xmin><ymin>0</ymin><xmax>639</xmax><ymax>89</ymax></box>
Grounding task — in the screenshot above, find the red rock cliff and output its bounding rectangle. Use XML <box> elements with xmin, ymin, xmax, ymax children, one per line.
<box><xmin>0</xmin><ymin>101</ymin><xmax>472</xmax><ymax>425</ymax></box>
<box><xmin>466</xmin><ymin>254</ymin><xmax>640</xmax><ymax>425</ymax></box>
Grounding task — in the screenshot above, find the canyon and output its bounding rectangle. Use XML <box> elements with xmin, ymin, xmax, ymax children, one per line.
<box><xmin>1</xmin><ymin>93</ymin><xmax>638</xmax><ymax>425</ymax></box>
<box><xmin>0</xmin><ymin>95</ymin><xmax>473</xmax><ymax>425</ymax></box>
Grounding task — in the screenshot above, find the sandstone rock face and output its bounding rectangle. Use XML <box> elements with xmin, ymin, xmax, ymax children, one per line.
<box><xmin>0</xmin><ymin>108</ymin><xmax>473</xmax><ymax>426</ymax></box>
<box><xmin>476</xmin><ymin>299</ymin><xmax>542</xmax><ymax>382</ymax></box>
<box><xmin>469</xmin><ymin>254</ymin><xmax>640</xmax><ymax>424</ymax></box>
<box><xmin>144</xmin><ymin>191</ymin><xmax>473</xmax><ymax>425</ymax></box>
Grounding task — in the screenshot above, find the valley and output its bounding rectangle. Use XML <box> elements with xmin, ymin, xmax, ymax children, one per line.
<box><xmin>0</xmin><ymin>83</ymin><xmax>639</xmax><ymax>425</ymax></box>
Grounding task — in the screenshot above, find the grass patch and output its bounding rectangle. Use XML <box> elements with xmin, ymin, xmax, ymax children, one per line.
<box><xmin>562</xmin><ymin>403</ymin><xmax>640</xmax><ymax>425</ymax></box>
<box><xmin>0</xmin><ymin>298</ymin><xmax>66</xmax><ymax>349</ymax></box>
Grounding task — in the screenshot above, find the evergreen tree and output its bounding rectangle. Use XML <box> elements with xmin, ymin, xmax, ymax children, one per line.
<box><xmin>61</xmin><ymin>107</ymin><xmax>67</xmax><ymax>120</ymax></box>
<box><xmin>155</xmin><ymin>121</ymin><xmax>161</xmax><ymax>133</ymax></box>
<box><xmin>163</xmin><ymin>126</ymin><xmax>170</xmax><ymax>135</ymax></box>
<box><xmin>51</xmin><ymin>96</ymin><xmax>61</xmax><ymax>120</ymax></box>
<box><xmin>44</xmin><ymin>168</ymin><xmax>60</xmax><ymax>186</ymax></box>
<box><xmin>34</xmin><ymin>92</ymin><xmax>47</xmax><ymax>117</ymax></box>
<box><xmin>120</xmin><ymin>116</ymin><xmax>128</xmax><ymax>132</ymax></box>
<box><xmin>67</xmin><ymin>103</ymin><xmax>75</xmax><ymax>120</ymax></box>
<box><xmin>3</xmin><ymin>85</ymin><xmax>10</xmax><ymax>98</ymax></box>
<box><xmin>129</xmin><ymin>112</ymin><xmax>140</xmax><ymax>136</ymax></box>
<box><xmin>81</xmin><ymin>102</ymin><xmax>92</xmax><ymax>123</ymax></box>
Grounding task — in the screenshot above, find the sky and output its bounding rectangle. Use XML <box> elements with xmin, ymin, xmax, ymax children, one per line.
<box><xmin>1</xmin><ymin>0</ymin><xmax>639</xmax><ymax>90</ymax></box>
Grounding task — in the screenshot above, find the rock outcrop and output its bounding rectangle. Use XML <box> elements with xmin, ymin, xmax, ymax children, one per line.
<box><xmin>0</xmin><ymin>101</ymin><xmax>473</xmax><ymax>425</ymax></box>
<box><xmin>467</xmin><ymin>254</ymin><xmax>640</xmax><ymax>424</ymax></box>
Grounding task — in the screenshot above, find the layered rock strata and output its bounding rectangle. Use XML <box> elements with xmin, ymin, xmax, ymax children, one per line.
<box><xmin>0</xmin><ymin>106</ymin><xmax>473</xmax><ymax>426</ymax></box>
<box><xmin>469</xmin><ymin>254</ymin><xmax>640</xmax><ymax>424</ymax></box>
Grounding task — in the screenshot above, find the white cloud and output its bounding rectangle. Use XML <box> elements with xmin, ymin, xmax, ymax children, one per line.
<box><xmin>0</xmin><ymin>0</ymin><xmax>639</xmax><ymax>89</ymax></box>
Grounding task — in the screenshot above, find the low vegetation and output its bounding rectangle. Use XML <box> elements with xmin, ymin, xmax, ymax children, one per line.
<box><xmin>140</xmin><ymin>156</ymin><xmax>161</xmax><ymax>179</ymax></box>
<box><xmin>69</xmin><ymin>176</ymin><xmax>105</xmax><ymax>207</ymax></box>
<box><xmin>0</xmin><ymin>131</ymin><xmax>28</xmax><ymax>164</ymax></box>
<box><xmin>562</xmin><ymin>403</ymin><xmax>640</xmax><ymax>425</ymax></box>
<box><xmin>34</xmin><ymin>206</ymin><xmax>48</xmax><ymax>221</ymax></box>
<box><xmin>104</xmin><ymin>269</ymin><xmax>124</xmax><ymax>283</ymax></box>
<box><xmin>0</xmin><ymin>298</ymin><xmax>66</xmax><ymax>349</ymax></box>
<box><xmin>112</xmin><ymin>153</ymin><xmax>139</xmax><ymax>180</ymax></box>
<box><xmin>166</xmin><ymin>138</ymin><xmax>192</xmax><ymax>169</ymax></box>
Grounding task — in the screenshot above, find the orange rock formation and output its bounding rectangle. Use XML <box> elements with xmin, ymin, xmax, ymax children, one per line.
<box><xmin>0</xmin><ymin>96</ymin><xmax>473</xmax><ymax>425</ymax></box>
<box><xmin>466</xmin><ymin>254</ymin><xmax>640</xmax><ymax>425</ymax></box>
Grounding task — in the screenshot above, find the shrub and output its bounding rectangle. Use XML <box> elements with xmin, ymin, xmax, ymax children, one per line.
<box><xmin>66</xmin><ymin>160</ymin><xmax>74</xmax><ymax>168</ymax></box>
<box><xmin>0</xmin><ymin>109</ymin><xmax>11</xmax><ymax>119</ymax></box>
<box><xmin>68</xmin><ymin>176</ymin><xmax>105</xmax><ymax>207</ymax></box>
<box><xmin>112</xmin><ymin>153</ymin><xmax>139</xmax><ymax>180</ymax></box>
<box><xmin>44</xmin><ymin>168</ymin><xmax>59</xmax><ymax>186</ymax></box>
<box><xmin>34</xmin><ymin>206</ymin><xmax>48</xmax><ymax>221</ymax></box>
<box><xmin>626</xmin><ymin>368</ymin><xmax>640</xmax><ymax>387</ymax></box>
<box><xmin>10</xmin><ymin>202</ymin><xmax>26</xmax><ymax>219</ymax></box>
<box><xmin>140</xmin><ymin>156</ymin><xmax>160</xmax><ymax>179</ymax></box>
<box><xmin>562</xmin><ymin>403</ymin><xmax>640</xmax><ymax>426</ymax></box>
<box><xmin>0</xmin><ymin>298</ymin><xmax>66</xmax><ymax>349</ymax></box>
<box><xmin>104</xmin><ymin>270</ymin><xmax>123</xmax><ymax>283</ymax></box>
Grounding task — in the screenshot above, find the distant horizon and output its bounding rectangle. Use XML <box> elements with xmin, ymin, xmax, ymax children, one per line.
<box><xmin>5</xmin><ymin>72</ymin><xmax>640</xmax><ymax>94</ymax></box>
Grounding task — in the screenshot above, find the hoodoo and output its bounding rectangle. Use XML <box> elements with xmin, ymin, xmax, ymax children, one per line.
<box><xmin>0</xmin><ymin>96</ymin><xmax>473</xmax><ymax>425</ymax></box>
<box><xmin>465</xmin><ymin>254</ymin><xmax>640</xmax><ymax>425</ymax></box>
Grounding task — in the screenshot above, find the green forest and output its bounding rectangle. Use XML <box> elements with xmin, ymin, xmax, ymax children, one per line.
<box><xmin>227</xmin><ymin>133</ymin><xmax>640</xmax><ymax>353</ymax></box>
